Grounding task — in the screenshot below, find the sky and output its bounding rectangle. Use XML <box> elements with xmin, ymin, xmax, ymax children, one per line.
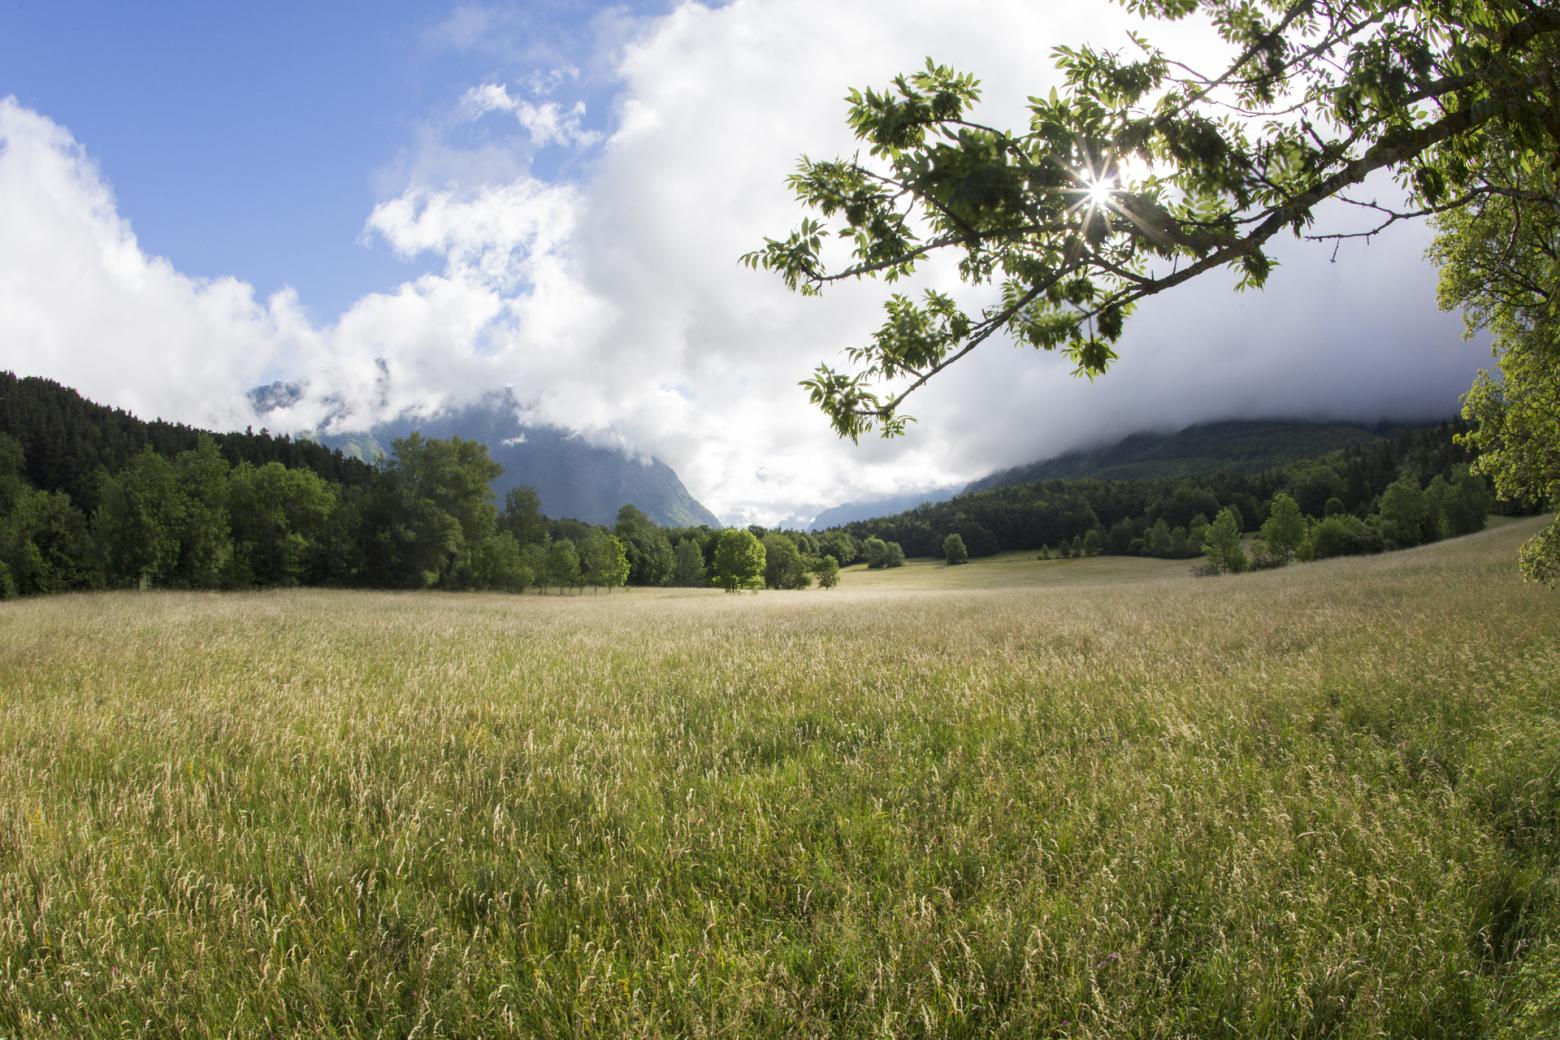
<box><xmin>0</xmin><ymin>0</ymin><xmax>1491</xmax><ymax>524</ymax></box>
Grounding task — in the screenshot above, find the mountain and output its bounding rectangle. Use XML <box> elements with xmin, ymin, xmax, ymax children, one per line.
<box><xmin>966</xmin><ymin>420</ymin><xmax>1399</xmax><ymax>492</ymax></box>
<box><xmin>806</xmin><ymin>486</ymin><xmax>961</xmax><ymax>530</ymax></box>
<box><xmin>250</xmin><ymin>387</ymin><xmax>720</xmax><ymax>529</ymax></box>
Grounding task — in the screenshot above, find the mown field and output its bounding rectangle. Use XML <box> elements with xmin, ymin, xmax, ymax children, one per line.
<box><xmin>2</xmin><ymin>518</ymin><xmax>1556</xmax><ymax>1038</ymax></box>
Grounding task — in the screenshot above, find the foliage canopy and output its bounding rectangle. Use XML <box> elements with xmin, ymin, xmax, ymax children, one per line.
<box><xmin>712</xmin><ymin>528</ymin><xmax>767</xmax><ymax>592</ymax></box>
<box><xmin>750</xmin><ymin>0</ymin><xmax>1557</xmax><ymax>438</ymax></box>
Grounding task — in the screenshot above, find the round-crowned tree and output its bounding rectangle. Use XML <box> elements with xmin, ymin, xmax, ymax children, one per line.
<box><xmin>712</xmin><ymin>528</ymin><xmax>766</xmax><ymax>593</ymax></box>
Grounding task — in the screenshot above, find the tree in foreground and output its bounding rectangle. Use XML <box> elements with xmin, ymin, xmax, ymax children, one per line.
<box><xmin>1378</xmin><ymin>476</ymin><xmax>1432</xmax><ymax>549</ymax></box>
<box><xmin>1432</xmin><ymin>143</ymin><xmax>1558</xmax><ymax>581</ymax></box>
<box><xmin>762</xmin><ymin>532</ymin><xmax>811</xmax><ymax>589</ymax></box>
<box><xmin>1258</xmin><ymin>492</ymin><xmax>1307</xmax><ymax>565</ymax></box>
<box><xmin>813</xmin><ymin>554</ymin><xmax>840</xmax><ymax>588</ymax></box>
<box><xmin>943</xmin><ymin>532</ymin><xmax>969</xmax><ymax>565</ymax></box>
<box><xmin>747</xmin><ymin>0</ymin><xmax>1558</xmax><ymax>578</ymax></box>
<box><xmin>1201</xmin><ymin>507</ymin><xmax>1248</xmax><ymax>575</ymax></box>
<box><xmin>543</xmin><ymin>538</ymin><xmax>580</xmax><ymax>594</ymax></box>
<box><xmin>712</xmin><ymin>528</ymin><xmax>766</xmax><ymax>592</ymax></box>
<box><xmin>579</xmin><ymin>529</ymin><xmax>630</xmax><ymax>591</ymax></box>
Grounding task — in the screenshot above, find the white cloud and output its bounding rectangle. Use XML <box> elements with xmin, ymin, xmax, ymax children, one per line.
<box><xmin>461</xmin><ymin>82</ymin><xmax>601</xmax><ymax>149</ymax></box>
<box><xmin>0</xmin><ymin>97</ymin><xmax>296</xmax><ymax>430</ymax></box>
<box><xmin>525</xmin><ymin>64</ymin><xmax>581</xmax><ymax>97</ymax></box>
<box><xmin>0</xmin><ymin>1</ymin><xmax>1489</xmax><ymax>525</ymax></box>
<box><xmin>365</xmin><ymin>178</ymin><xmax>581</xmax><ymax>290</ymax></box>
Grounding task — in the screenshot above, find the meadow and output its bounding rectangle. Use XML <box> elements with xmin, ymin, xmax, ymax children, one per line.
<box><xmin>1</xmin><ymin>518</ymin><xmax>1556</xmax><ymax>1038</ymax></box>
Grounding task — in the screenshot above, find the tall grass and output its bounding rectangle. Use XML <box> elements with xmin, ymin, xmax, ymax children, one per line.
<box><xmin>1</xmin><ymin>518</ymin><xmax>1556</xmax><ymax>1037</ymax></box>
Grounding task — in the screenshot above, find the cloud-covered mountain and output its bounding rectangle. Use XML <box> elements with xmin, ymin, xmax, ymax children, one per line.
<box><xmin>964</xmin><ymin>420</ymin><xmax>1405</xmax><ymax>492</ymax></box>
<box><xmin>798</xmin><ymin>420</ymin><xmax>1416</xmax><ymax>529</ymax></box>
<box><xmin>805</xmin><ymin>487</ymin><xmax>962</xmax><ymax>531</ymax></box>
<box><xmin>252</xmin><ymin>385</ymin><xmax>719</xmax><ymax>528</ymax></box>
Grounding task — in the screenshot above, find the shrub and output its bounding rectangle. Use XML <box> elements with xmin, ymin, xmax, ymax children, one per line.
<box><xmin>1306</xmin><ymin>515</ymin><xmax>1385</xmax><ymax>559</ymax></box>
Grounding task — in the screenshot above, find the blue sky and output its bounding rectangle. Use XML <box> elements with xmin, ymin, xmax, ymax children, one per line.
<box><xmin>0</xmin><ymin>1</ymin><xmax>1488</xmax><ymax>523</ymax></box>
<box><xmin>0</xmin><ymin>1</ymin><xmax>658</xmax><ymax>317</ymax></box>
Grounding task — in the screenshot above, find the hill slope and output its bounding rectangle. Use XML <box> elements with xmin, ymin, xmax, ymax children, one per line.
<box><xmin>967</xmin><ymin>419</ymin><xmax>1397</xmax><ymax>491</ymax></box>
<box><xmin>0</xmin><ymin>371</ymin><xmax>373</xmax><ymax>510</ymax></box>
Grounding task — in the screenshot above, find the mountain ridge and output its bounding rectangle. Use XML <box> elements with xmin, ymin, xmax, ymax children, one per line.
<box><xmin>964</xmin><ymin>419</ymin><xmax>1413</xmax><ymax>492</ymax></box>
<box><xmin>251</xmin><ymin>386</ymin><xmax>720</xmax><ymax>528</ymax></box>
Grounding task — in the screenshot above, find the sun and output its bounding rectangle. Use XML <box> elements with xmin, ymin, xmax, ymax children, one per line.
<box><xmin>1084</xmin><ymin>175</ymin><xmax>1116</xmax><ymax>209</ymax></box>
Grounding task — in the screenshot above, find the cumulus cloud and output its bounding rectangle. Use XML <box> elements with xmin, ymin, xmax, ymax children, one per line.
<box><xmin>0</xmin><ymin>97</ymin><xmax>296</xmax><ymax>430</ymax></box>
<box><xmin>0</xmin><ymin>1</ymin><xmax>1490</xmax><ymax>524</ymax></box>
<box><xmin>461</xmin><ymin>83</ymin><xmax>601</xmax><ymax>149</ymax></box>
<box><xmin>365</xmin><ymin>178</ymin><xmax>581</xmax><ymax>290</ymax></box>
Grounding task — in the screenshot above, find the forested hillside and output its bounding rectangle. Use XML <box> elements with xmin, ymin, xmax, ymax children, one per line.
<box><xmin>0</xmin><ymin>372</ymin><xmax>373</xmax><ymax>512</ymax></box>
<box><xmin>967</xmin><ymin>420</ymin><xmax>1394</xmax><ymax>491</ymax></box>
<box><xmin>821</xmin><ymin>421</ymin><xmax>1526</xmax><ymax>567</ymax></box>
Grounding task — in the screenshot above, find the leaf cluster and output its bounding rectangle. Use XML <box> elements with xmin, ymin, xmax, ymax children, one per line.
<box><xmin>749</xmin><ymin>1</ymin><xmax>1560</xmax><ymax>440</ymax></box>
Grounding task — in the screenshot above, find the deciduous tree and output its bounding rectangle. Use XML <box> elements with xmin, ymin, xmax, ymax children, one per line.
<box><xmin>580</xmin><ymin>529</ymin><xmax>631</xmax><ymax>591</ymax></box>
<box><xmin>94</xmin><ymin>448</ymin><xmax>182</xmax><ymax>588</ymax></box>
<box><xmin>763</xmin><ymin>532</ymin><xmax>811</xmax><ymax>589</ymax></box>
<box><xmin>1433</xmin><ymin>145</ymin><xmax>1558</xmax><ymax>581</ymax></box>
<box><xmin>712</xmin><ymin>528</ymin><xmax>766</xmax><ymax>592</ymax></box>
<box><xmin>1201</xmin><ymin>507</ymin><xmax>1248</xmax><ymax>574</ymax></box>
<box><xmin>500</xmin><ymin>486</ymin><xmax>549</xmax><ymax>547</ymax></box>
<box><xmin>544</xmin><ymin>538</ymin><xmax>580</xmax><ymax>594</ymax></box>
<box><xmin>750</xmin><ymin>2</ymin><xmax>1558</xmax><ymax>439</ymax></box>
<box><xmin>1259</xmin><ymin>492</ymin><xmax>1306</xmax><ymax>564</ymax></box>
<box><xmin>469</xmin><ymin>532</ymin><xmax>533</xmax><ymax>592</ymax></box>
<box><xmin>1377</xmin><ymin>476</ymin><xmax>1430</xmax><ymax>549</ymax></box>
<box><xmin>616</xmin><ymin>504</ymin><xmax>675</xmax><ymax>587</ymax></box>
<box><xmin>227</xmin><ymin>461</ymin><xmax>336</xmax><ymax>586</ymax></box>
<box><xmin>672</xmin><ymin>536</ymin><xmax>707</xmax><ymax>587</ymax></box>
<box><xmin>814</xmin><ymin>554</ymin><xmax>840</xmax><ymax>588</ymax></box>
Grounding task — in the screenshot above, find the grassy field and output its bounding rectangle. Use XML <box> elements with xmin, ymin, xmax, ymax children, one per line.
<box><xmin>2</xmin><ymin>518</ymin><xmax>1556</xmax><ymax>1038</ymax></box>
<box><xmin>839</xmin><ymin>549</ymin><xmax>1199</xmax><ymax>590</ymax></box>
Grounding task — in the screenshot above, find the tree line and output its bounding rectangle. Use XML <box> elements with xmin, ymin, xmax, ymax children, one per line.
<box><xmin>1</xmin><ymin>373</ymin><xmax>1534</xmax><ymax>599</ymax></box>
<box><xmin>0</xmin><ymin>373</ymin><xmax>858</xmax><ymax>597</ymax></box>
